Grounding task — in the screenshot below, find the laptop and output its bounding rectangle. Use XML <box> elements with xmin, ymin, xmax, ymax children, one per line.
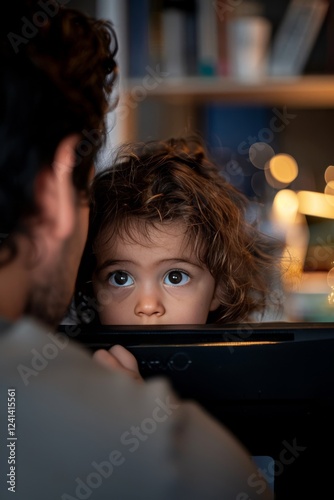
<box><xmin>58</xmin><ymin>321</ymin><xmax>334</xmax><ymax>498</ymax></box>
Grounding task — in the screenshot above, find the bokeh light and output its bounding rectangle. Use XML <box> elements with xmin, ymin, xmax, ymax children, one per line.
<box><xmin>297</xmin><ymin>190</ymin><xmax>334</xmax><ymax>218</ymax></box>
<box><xmin>269</xmin><ymin>153</ymin><xmax>298</xmax><ymax>184</ymax></box>
<box><xmin>272</xmin><ymin>189</ymin><xmax>299</xmax><ymax>224</ymax></box>
<box><xmin>264</xmin><ymin>164</ymin><xmax>290</xmax><ymax>189</ymax></box>
<box><xmin>249</xmin><ymin>142</ymin><xmax>275</xmax><ymax>170</ymax></box>
<box><xmin>324</xmin><ymin>165</ymin><xmax>334</xmax><ymax>184</ymax></box>
<box><xmin>327</xmin><ymin>267</ymin><xmax>334</xmax><ymax>288</ymax></box>
<box><xmin>324</xmin><ymin>181</ymin><xmax>334</xmax><ymax>206</ymax></box>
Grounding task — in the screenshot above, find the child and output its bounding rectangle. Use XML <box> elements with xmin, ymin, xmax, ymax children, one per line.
<box><xmin>74</xmin><ymin>136</ymin><xmax>283</xmax><ymax>325</ymax></box>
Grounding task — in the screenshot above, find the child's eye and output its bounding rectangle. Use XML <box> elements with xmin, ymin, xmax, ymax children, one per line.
<box><xmin>108</xmin><ymin>270</ymin><xmax>134</xmax><ymax>287</ymax></box>
<box><xmin>164</xmin><ymin>270</ymin><xmax>190</xmax><ymax>286</ymax></box>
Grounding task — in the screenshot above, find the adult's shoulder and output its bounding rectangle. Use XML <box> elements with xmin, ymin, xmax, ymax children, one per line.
<box><xmin>0</xmin><ymin>318</ymin><xmax>272</xmax><ymax>499</ymax></box>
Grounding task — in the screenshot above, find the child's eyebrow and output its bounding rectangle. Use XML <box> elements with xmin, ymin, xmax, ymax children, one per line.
<box><xmin>95</xmin><ymin>257</ymin><xmax>203</xmax><ymax>274</ymax></box>
<box><xmin>159</xmin><ymin>258</ymin><xmax>203</xmax><ymax>268</ymax></box>
<box><xmin>95</xmin><ymin>259</ymin><xmax>132</xmax><ymax>274</ymax></box>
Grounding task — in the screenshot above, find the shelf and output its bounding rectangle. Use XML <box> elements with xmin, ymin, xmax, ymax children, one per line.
<box><xmin>123</xmin><ymin>75</ymin><xmax>334</xmax><ymax>107</ymax></box>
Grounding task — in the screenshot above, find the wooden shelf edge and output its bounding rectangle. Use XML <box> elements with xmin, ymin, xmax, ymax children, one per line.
<box><xmin>123</xmin><ymin>75</ymin><xmax>334</xmax><ymax>107</ymax></box>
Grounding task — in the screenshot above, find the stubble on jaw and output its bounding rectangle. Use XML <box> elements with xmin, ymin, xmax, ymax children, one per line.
<box><xmin>24</xmin><ymin>265</ymin><xmax>73</xmax><ymax>329</ymax></box>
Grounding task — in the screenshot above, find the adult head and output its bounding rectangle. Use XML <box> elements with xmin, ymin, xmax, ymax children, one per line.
<box><xmin>0</xmin><ymin>0</ymin><xmax>118</xmax><ymax>327</ymax></box>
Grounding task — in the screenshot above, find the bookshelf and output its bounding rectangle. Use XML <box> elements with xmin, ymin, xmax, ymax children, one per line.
<box><xmin>108</xmin><ymin>0</ymin><xmax>334</xmax><ymax>144</ymax></box>
<box><xmin>118</xmin><ymin>75</ymin><xmax>334</xmax><ymax>160</ymax></box>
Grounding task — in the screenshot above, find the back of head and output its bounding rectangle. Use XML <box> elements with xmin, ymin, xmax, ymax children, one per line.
<box><xmin>0</xmin><ymin>0</ymin><xmax>118</xmax><ymax>236</ymax></box>
<box><xmin>75</xmin><ymin>136</ymin><xmax>284</xmax><ymax>325</ymax></box>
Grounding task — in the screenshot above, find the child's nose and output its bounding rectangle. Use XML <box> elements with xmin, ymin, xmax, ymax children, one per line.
<box><xmin>134</xmin><ymin>289</ymin><xmax>165</xmax><ymax>317</ymax></box>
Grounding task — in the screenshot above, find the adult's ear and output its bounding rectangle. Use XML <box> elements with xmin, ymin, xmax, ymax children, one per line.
<box><xmin>34</xmin><ymin>134</ymin><xmax>80</xmax><ymax>241</ymax></box>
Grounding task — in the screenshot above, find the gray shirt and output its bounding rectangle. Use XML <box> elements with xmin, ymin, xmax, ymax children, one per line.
<box><xmin>0</xmin><ymin>317</ymin><xmax>272</xmax><ymax>500</ymax></box>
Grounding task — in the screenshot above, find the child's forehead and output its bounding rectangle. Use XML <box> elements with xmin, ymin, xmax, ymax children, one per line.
<box><xmin>99</xmin><ymin>220</ymin><xmax>193</xmax><ymax>251</ymax></box>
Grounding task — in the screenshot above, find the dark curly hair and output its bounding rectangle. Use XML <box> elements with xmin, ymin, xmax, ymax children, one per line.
<box><xmin>0</xmin><ymin>0</ymin><xmax>118</xmax><ymax>241</ymax></box>
<box><xmin>74</xmin><ymin>136</ymin><xmax>284</xmax><ymax>325</ymax></box>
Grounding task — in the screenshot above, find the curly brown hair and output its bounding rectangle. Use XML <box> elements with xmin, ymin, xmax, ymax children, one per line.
<box><xmin>74</xmin><ymin>136</ymin><xmax>284</xmax><ymax>325</ymax></box>
<box><xmin>0</xmin><ymin>0</ymin><xmax>118</xmax><ymax>237</ymax></box>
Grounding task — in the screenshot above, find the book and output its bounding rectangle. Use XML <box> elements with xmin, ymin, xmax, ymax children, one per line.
<box><xmin>160</xmin><ymin>1</ymin><xmax>188</xmax><ymax>77</ymax></box>
<box><xmin>215</xmin><ymin>0</ymin><xmax>231</xmax><ymax>76</ymax></box>
<box><xmin>196</xmin><ymin>0</ymin><xmax>219</xmax><ymax>75</ymax></box>
<box><xmin>268</xmin><ymin>0</ymin><xmax>329</xmax><ymax>77</ymax></box>
<box><xmin>127</xmin><ymin>0</ymin><xmax>151</xmax><ymax>77</ymax></box>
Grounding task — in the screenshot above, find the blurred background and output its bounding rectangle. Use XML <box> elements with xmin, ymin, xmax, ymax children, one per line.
<box><xmin>72</xmin><ymin>0</ymin><xmax>334</xmax><ymax>322</ymax></box>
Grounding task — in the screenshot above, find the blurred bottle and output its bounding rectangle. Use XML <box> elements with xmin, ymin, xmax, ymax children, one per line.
<box><xmin>226</xmin><ymin>1</ymin><xmax>272</xmax><ymax>81</ymax></box>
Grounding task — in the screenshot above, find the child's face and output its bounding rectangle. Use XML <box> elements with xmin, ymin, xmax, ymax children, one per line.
<box><xmin>92</xmin><ymin>222</ymin><xmax>220</xmax><ymax>325</ymax></box>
